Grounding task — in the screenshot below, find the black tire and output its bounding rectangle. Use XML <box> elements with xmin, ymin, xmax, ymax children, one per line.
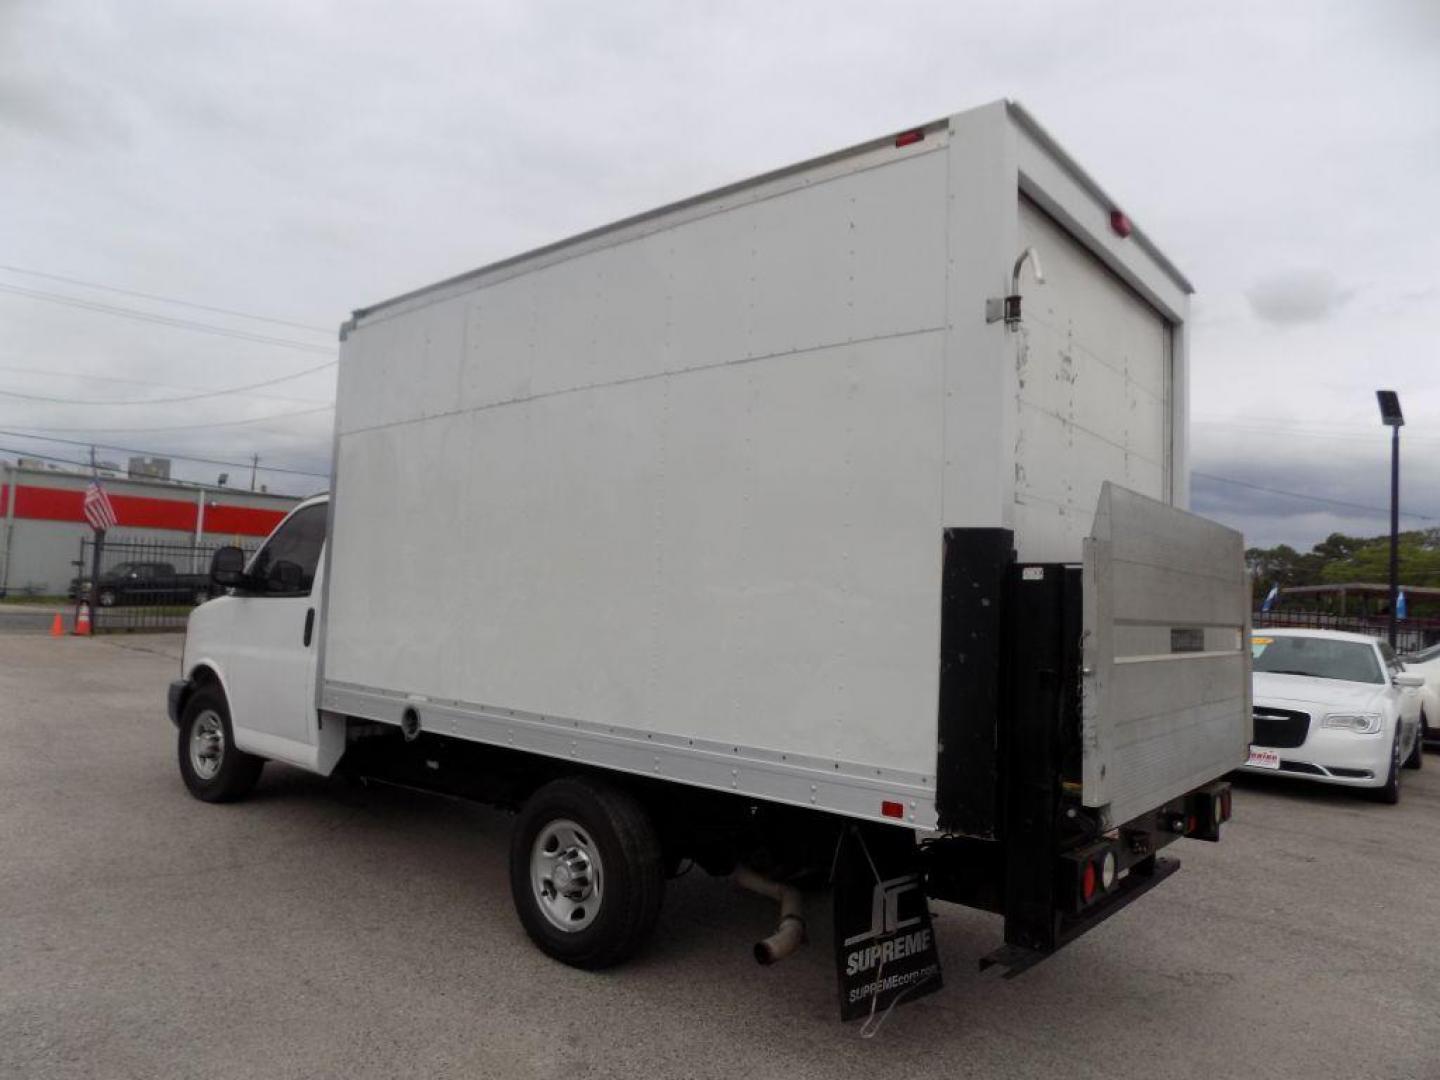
<box><xmin>98</xmin><ymin>589</ymin><xmax>116</xmax><ymax>607</ymax></box>
<box><xmin>1404</xmin><ymin>720</ymin><xmax>1423</xmax><ymax>770</ymax></box>
<box><xmin>177</xmin><ymin>684</ymin><xmax>264</xmax><ymax>803</ymax></box>
<box><xmin>1422</xmin><ymin>712</ymin><xmax>1435</xmax><ymax>752</ymax></box>
<box><xmin>1365</xmin><ymin>734</ymin><xmax>1402</xmax><ymax>804</ymax></box>
<box><xmin>509</xmin><ymin>777</ymin><xmax>664</xmax><ymax>970</ymax></box>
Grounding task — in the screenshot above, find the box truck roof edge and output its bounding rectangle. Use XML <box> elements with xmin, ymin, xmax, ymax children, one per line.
<box><xmin>338</xmin><ymin>99</ymin><xmax>1191</xmax><ymax>342</ymax></box>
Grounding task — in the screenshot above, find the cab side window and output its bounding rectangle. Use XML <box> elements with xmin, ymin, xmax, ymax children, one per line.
<box><xmin>247</xmin><ymin>505</ymin><xmax>327</xmax><ymax>597</ymax></box>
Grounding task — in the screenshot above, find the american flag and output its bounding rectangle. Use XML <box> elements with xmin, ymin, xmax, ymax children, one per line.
<box><xmin>83</xmin><ymin>481</ymin><xmax>118</xmax><ymax>531</ymax></box>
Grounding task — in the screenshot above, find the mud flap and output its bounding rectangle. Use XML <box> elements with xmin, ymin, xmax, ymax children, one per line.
<box><xmin>832</xmin><ymin>825</ymin><xmax>943</xmax><ymax>1023</ymax></box>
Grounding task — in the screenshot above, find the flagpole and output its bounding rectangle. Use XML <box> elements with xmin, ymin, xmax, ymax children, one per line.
<box><xmin>84</xmin><ymin>450</ymin><xmax>109</xmax><ymax>631</ymax></box>
<box><xmin>88</xmin><ymin>526</ymin><xmax>105</xmax><ymax>626</ymax></box>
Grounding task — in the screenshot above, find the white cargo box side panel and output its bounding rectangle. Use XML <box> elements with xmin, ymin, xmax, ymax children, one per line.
<box><xmin>326</xmin><ymin>145</ymin><xmax>951</xmax><ymax>801</ymax></box>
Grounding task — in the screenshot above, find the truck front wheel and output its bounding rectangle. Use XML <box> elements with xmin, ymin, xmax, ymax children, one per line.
<box><xmin>177</xmin><ymin>685</ymin><xmax>264</xmax><ymax>802</ymax></box>
<box><xmin>509</xmin><ymin>777</ymin><xmax>664</xmax><ymax>969</ymax></box>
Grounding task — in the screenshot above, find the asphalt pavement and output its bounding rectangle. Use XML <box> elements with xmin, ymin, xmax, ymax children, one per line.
<box><xmin>2</xmin><ymin>632</ymin><xmax>1438</xmax><ymax>1080</ymax></box>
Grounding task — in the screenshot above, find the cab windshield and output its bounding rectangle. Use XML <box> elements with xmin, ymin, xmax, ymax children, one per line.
<box><xmin>1251</xmin><ymin>636</ymin><xmax>1383</xmax><ymax>685</ymax></box>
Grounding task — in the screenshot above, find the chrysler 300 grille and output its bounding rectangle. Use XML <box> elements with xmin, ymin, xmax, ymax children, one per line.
<box><xmin>1252</xmin><ymin>707</ymin><xmax>1310</xmax><ymax>749</ymax></box>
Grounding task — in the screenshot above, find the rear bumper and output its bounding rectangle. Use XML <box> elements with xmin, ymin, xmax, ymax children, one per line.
<box><xmin>980</xmin><ymin>856</ymin><xmax>1181</xmax><ymax>978</ymax></box>
<box><xmin>957</xmin><ymin>781</ymin><xmax>1233</xmax><ymax>977</ymax></box>
<box><xmin>167</xmin><ymin>679</ymin><xmax>188</xmax><ymax>727</ymax></box>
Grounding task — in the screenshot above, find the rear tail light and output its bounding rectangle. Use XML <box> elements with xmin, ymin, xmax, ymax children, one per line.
<box><xmin>1181</xmin><ymin>783</ymin><xmax>1231</xmax><ymax>841</ymax></box>
<box><xmin>1098</xmin><ymin>850</ymin><xmax>1117</xmax><ymax>892</ymax></box>
<box><xmin>894</xmin><ymin>129</ymin><xmax>925</xmax><ymax>148</ymax></box>
<box><xmin>1071</xmin><ymin>844</ymin><xmax>1118</xmax><ymax>909</ymax></box>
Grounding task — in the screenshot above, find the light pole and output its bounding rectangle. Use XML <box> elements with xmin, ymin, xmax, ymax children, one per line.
<box><xmin>1376</xmin><ymin>390</ymin><xmax>1404</xmax><ymax>648</ymax></box>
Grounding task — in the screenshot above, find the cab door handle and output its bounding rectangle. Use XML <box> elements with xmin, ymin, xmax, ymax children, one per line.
<box><xmin>303</xmin><ymin>608</ymin><xmax>315</xmax><ymax>647</ymax></box>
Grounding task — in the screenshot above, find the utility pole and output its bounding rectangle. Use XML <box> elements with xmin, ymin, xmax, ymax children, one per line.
<box><xmin>250</xmin><ymin>453</ymin><xmax>259</xmax><ymax>492</ymax></box>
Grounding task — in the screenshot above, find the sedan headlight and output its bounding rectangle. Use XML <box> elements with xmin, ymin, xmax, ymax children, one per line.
<box><xmin>1321</xmin><ymin>712</ymin><xmax>1383</xmax><ymax>734</ymax></box>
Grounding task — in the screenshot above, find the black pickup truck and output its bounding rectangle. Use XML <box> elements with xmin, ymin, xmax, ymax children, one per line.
<box><xmin>68</xmin><ymin>561</ymin><xmax>213</xmax><ymax>607</ymax></box>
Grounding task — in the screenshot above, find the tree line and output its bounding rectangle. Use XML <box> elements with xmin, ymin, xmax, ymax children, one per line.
<box><xmin>1246</xmin><ymin>529</ymin><xmax>1440</xmax><ymax>612</ymax></box>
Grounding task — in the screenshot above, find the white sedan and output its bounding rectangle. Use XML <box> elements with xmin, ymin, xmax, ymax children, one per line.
<box><xmin>1244</xmin><ymin>629</ymin><xmax>1424</xmax><ymax>803</ymax></box>
<box><xmin>1399</xmin><ymin>642</ymin><xmax>1440</xmax><ymax>750</ymax></box>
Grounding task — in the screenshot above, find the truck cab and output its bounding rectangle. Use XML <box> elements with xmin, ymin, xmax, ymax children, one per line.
<box><xmin>169</xmin><ymin>495</ymin><xmax>342</xmax><ymax>792</ymax></box>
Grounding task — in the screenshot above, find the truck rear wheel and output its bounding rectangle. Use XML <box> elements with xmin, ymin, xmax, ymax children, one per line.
<box><xmin>177</xmin><ymin>685</ymin><xmax>264</xmax><ymax>803</ymax></box>
<box><xmin>509</xmin><ymin>777</ymin><xmax>664</xmax><ymax>969</ymax></box>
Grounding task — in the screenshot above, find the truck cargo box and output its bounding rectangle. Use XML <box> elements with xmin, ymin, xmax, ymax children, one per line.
<box><xmin>319</xmin><ymin>99</ymin><xmax>1248</xmax><ymax>836</ymax></box>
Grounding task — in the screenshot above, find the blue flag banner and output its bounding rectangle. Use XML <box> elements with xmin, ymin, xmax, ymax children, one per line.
<box><xmin>1397</xmin><ymin>590</ymin><xmax>1408</xmax><ymax>621</ymax></box>
<box><xmin>1261</xmin><ymin>584</ymin><xmax>1279</xmax><ymax>613</ymax></box>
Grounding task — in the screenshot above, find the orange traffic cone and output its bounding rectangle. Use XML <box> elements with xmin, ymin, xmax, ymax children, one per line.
<box><xmin>74</xmin><ymin>604</ymin><xmax>92</xmax><ymax>637</ymax></box>
<box><xmin>49</xmin><ymin>612</ymin><xmax>63</xmax><ymax>637</ymax></box>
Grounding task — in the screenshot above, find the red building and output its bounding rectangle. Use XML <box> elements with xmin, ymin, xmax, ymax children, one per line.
<box><xmin>0</xmin><ymin>462</ymin><xmax>308</xmax><ymax>597</ymax></box>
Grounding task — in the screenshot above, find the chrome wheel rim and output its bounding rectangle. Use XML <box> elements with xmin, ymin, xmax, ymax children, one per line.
<box><xmin>189</xmin><ymin>710</ymin><xmax>225</xmax><ymax>780</ymax></box>
<box><xmin>530</xmin><ymin>818</ymin><xmax>603</xmax><ymax>932</ymax></box>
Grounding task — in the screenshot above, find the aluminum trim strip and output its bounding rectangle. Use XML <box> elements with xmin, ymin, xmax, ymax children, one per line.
<box><xmin>322</xmin><ymin>680</ymin><xmax>938</xmax><ymax>830</ymax></box>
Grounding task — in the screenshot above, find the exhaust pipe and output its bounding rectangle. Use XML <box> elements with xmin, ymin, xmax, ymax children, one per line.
<box><xmin>735</xmin><ymin>865</ymin><xmax>806</xmax><ymax>965</ymax></box>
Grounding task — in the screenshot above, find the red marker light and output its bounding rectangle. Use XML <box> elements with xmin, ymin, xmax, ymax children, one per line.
<box><xmin>895</xmin><ymin>129</ymin><xmax>925</xmax><ymax>148</ymax></box>
<box><xmin>881</xmin><ymin>800</ymin><xmax>905</xmax><ymax>819</ymax></box>
<box><xmin>1110</xmin><ymin>209</ymin><xmax>1132</xmax><ymax>238</ymax></box>
<box><xmin>1081</xmin><ymin>861</ymin><xmax>1097</xmax><ymax>903</ymax></box>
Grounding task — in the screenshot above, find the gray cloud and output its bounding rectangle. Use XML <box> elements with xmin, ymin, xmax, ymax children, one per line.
<box><xmin>1191</xmin><ymin>436</ymin><xmax>1440</xmax><ymax>550</ymax></box>
<box><xmin>1246</xmin><ymin>270</ymin><xmax>1355</xmax><ymax>326</ymax></box>
<box><xmin>0</xmin><ymin>1</ymin><xmax>1435</xmax><ymax>522</ymax></box>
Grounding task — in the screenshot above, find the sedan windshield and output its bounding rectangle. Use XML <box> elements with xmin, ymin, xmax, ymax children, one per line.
<box><xmin>1252</xmin><ymin>636</ymin><xmax>1383</xmax><ymax>684</ymax></box>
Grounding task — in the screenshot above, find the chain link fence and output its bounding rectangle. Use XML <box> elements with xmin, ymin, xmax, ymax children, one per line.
<box><xmin>73</xmin><ymin>536</ymin><xmax>258</xmax><ymax>632</ymax></box>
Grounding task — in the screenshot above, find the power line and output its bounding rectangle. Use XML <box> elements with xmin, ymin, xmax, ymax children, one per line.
<box><xmin>0</xmin><ymin>264</ymin><xmax>331</xmax><ymax>333</ymax></box>
<box><xmin>1194</xmin><ymin>419</ymin><xmax>1440</xmax><ymax>447</ymax></box>
<box><xmin>0</xmin><ymin>362</ymin><xmax>331</xmax><ymax>406</ymax></box>
<box><xmin>0</xmin><ymin>359</ymin><xmax>337</xmax><ymax>405</ymax></box>
<box><xmin>5</xmin><ymin>403</ymin><xmax>333</xmax><ymax>435</ymax></box>
<box><xmin>1193</xmin><ymin>471</ymin><xmax>1438</xmax><ymax>522</ymax></box>
<box><xmin>0</xmin><ymin>444</ymin><xmax>328</xmax><ymax>484</ymax></box>
<box><xmin>0</xmin><ymin>431</ymin><xmax>329</xmax><ymax>478</ymax></box>
<box><xmin>0</xmin><ymin>282</ymin><xmax>335</xmax><ymax>355</ymax></box>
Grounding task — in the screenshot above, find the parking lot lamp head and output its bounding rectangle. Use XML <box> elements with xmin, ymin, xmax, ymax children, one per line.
<box><xmin>1376</xmin><ymin>390</ymin><xmax>1404</xmax><ymax>428</ymax></box>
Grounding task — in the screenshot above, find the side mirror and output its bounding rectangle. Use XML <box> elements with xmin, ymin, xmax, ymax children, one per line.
<box><xmin>210</xmin><ymin>546</ymin><xmax>248</xmax><ymax>588</ymax></box>
<box><xmin>1395</xmin><ymin>673</ymin><xmax>1425</xmax><ymax>689</ymax></box>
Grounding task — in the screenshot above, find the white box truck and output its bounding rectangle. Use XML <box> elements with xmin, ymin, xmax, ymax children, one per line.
<box><xmin>170</xmin><ymin>100</ymin><xmax>1251</xmax><ymax>1018</ymax></box>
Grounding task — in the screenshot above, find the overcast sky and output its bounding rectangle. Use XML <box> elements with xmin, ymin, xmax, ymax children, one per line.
<box><xmin>1</xmin><ymin>0</ymin><xmax>1437</xmax><ymax>548</ymax></box>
